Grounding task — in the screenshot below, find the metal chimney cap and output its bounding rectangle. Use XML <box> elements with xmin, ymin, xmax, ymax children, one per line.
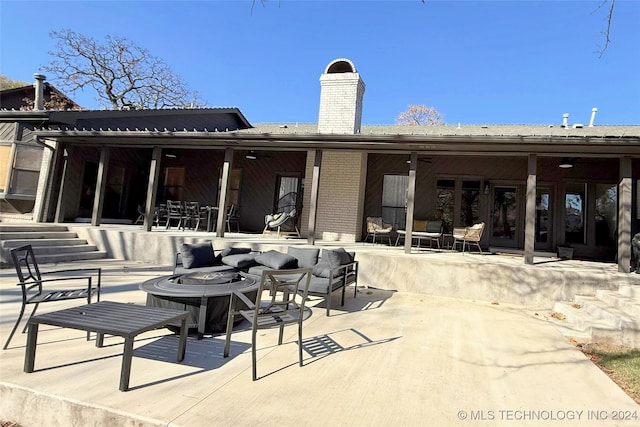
<box><xmin>33</xmin><ymin>73</ymin><xmax>46</xmax><ymax>80</ymax></box>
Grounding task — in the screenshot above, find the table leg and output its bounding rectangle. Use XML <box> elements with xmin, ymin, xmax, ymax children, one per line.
<box><xmin>24</xmin><ymin>323</ymin><xmax>39</xmax><ymax>373</ymax></box>
<box><xmin>120</xmin><ymin>337</ymin><xmax>134</xmax><ymax>391</ymax></box>
<box><xmin>96</xmin><ymin>332</ymin><xmax>104</xmax><ymax>347</ymax></box>
<box><xmin>198</xmin><ymin>296</ymin><xmax>208</xmax><ymax>339</ymax></box>
<box><xmin>177</xmin><ymin>316</ymin><xmax>187</xmax><ymax>362</ymax></box>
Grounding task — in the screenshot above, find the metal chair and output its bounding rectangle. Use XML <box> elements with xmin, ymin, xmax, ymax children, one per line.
<box><xmin>165</xmin><ymin>200</ymin><xmax>187</xmax><ymax>230</ymax></box>
<box><xmin>3</xmin><ymin>244</ymin><xmax>101</xmax><ymax>349</ymax></box>
<box><xmin>225</xmin><ymin>204</ymin><xmax>240</xmax><ymax>232</ymax></box>
<box><xmin>224</xmin><ymin>268</ymin><xmax>313</xmax><ymax>380</ymax></box>
<box><xmin>184</xmin><ymin>201</ymin><xmax>208</xmax><ymax>230</ymax></box>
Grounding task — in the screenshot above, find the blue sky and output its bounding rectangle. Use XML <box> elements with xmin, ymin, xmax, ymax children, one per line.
<box><xmin>1</xmin><ymin>1</ymin><xmax>639</xmax><ymax>125</ymax></box>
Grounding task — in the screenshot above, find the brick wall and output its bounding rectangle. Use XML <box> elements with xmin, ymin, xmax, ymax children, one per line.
<box><xmin>318</xmin><ymin>73</ymin><xmax>365</xmax><ymax>134</ymax></box>
<box><xmin>301</xmin><ymin>150</ymin><xmax>367</xmax><ymax>242</ymax></box>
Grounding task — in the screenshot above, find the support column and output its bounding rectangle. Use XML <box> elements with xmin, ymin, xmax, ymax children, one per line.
<box><xmin>144</xmin><ymin>147</ymin><xmax>162</xmax><ymax>231</ymax></box>
<box><xmin>404</xmin><ymin>152</ymin><xmax>417</xmax><ymax>254</ymax></box>
<box><xmin>54</xmin><ymin>147</ymin><xmax>70</xmax><ymax>223</ymax></box>
<box><xmin>307</xmin><ymin>150</ymin><xmax>323</xmax><ymax>245</ymax></box>
<box><xmin>91</xmin><ymin>147</ymin><xmax>110</xmax><ymax>226</ymax></box>
<box><xmin>524</xmin><ymin>154</ymin><xmax>537</xmax><ymax>264</ymax></box>
<box><xmin>618</xmin><ymin>156</ymin><xmax>632</xmax><ymax>273</ymax></box>
<box><xmin>216</xmin><ymin>148</ymin><xmax>234</xmax><ymax>237</ymax></box>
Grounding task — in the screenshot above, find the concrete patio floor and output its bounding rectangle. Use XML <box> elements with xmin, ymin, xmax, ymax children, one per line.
<box><xmin>1</xmin><ymin>257</ymin><xmax>639</xmax><ymax>426</ymax></box>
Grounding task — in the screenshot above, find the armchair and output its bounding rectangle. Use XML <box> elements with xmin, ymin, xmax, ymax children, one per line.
<box><xmin>452</xmin><ymin>222</ymin><xmax>485</xmax><ymax>254</ymax></box>
<box><xmin>365</xmin><ymin>216</ymin><xmax>393</xmax><ymax>245</ymax></box>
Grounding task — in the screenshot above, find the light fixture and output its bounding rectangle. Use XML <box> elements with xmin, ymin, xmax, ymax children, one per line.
<box><xmin>559</xmin><ymin>157</ymin><xmax>576</xmax><ymax>169</ymax></box>
<box><xmin>245</xmin><ymin>151</ymin><xmax>257</xmax><ymax>160</ymax></box>
<box><xmin>164</xmin><ymin>151</ymin><xmax>177</xmax><ymax>158</ymax></box>
<box><xmin>484</xmin><ymin>182</ymin><xmax>490</xmax><ymax>195</ymax></box>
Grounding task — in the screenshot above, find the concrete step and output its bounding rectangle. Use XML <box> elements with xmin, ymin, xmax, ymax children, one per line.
<box><xmin>618</xmin><ymin>284</ymin><xmax>640</xmax><ymax>298</ymax></box>
<box><xmin>551</xmin><ymin>298</ymin><xmax>640</xmax><ymax>347</ymax></box>
<box><xmin>595</xmin><ymin>289</ymin><xmax>640</xmax><ymax>318</ymax></box>
<box><xmin>1</xmin><ymin>238</ymin><xmax>90</xmax><ymax>249</ymax></box>
<box><xmin>0</xmin><ymin>231</ymin><xmax>79</xmax><ymax>240</ymax></box>
<box><xmin>0</xmin><ymin>224</ymin><xmax>69</xmax><ymax>233</ymax></box>
<box><xmin>33</xmin><ymin>251</ymin><xmax>108</xmax><ymax>264</ymax></box>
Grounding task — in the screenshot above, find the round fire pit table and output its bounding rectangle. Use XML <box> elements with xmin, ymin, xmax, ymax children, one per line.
<box><xmin>139</xmin><ymin>271</ymin><xmax>258</xmax><ymax>338</ymax></box>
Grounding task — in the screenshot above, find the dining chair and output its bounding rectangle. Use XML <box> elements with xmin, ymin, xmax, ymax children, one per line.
<box><xmin>226</xmin><ymin>204</ymin><xmax>240</xmax><ymax>232</ymax></box>
<box><xmin>166</xmin><ymin>200</ymin><xmax>187</xmax><ymax>230</ymax></box>
<box><xmin>452</xmin><ymin>222</ymin><xmax>485</xmax><ymax>254</ymax></box>
<box><xmin>224</xmin><ymin>268</ymin><xmax>313</xmax><ymax>380</ymax></box>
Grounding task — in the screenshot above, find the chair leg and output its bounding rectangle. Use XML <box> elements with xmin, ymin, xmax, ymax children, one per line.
<box><xmin>298</xmin><ymin>322</ymin><xmax>304</xmax><ymax>367</ymax></box>
<box><xmin>252</xmin><ymin>329</ymin><xmax>258</xmax><ymax>381</ymax></box>
<box><xmin>2</xmin><ymin>302</ymin><xmax>27</xmax><ymax>349</ymax></box>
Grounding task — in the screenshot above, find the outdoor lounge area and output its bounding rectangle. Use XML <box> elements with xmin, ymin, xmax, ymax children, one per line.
<box><xmin>1</xmin><ymin>243</ymin><xmax>639</xmax><ymax>426</ymax></box>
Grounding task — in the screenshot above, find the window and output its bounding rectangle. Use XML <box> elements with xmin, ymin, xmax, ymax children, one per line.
<box><xmin>382</xmin><ymin>174</ymin><xmax>408</xmax><ymax>228</ymax></box>
<box><xmin>436</xmin><ymin>179</ymin><xmax>455</xmax><ymax>233</ymax></box>
<box><xmin>164</xmin><ymin>167</ymin><xmax>185</xmax><ymax>201</ymax></box>
<box><xmin>8</xmin><ymin>144</ymin><xmax>43</xmax><ymax>196</ymax></box>
<box><xmin>565</xmin><ymin>182</ymin><xmax>586</xmax><ymax>244</ymax></box>
<box><xmin>460</xmin><ymin>180</ymin><xmax>481</xmax><ymax>227</ymax></box>
<box><xmin>595</xmin><ymin>184</ymin><xmax>617</xmax><ymax>246</ymax></box>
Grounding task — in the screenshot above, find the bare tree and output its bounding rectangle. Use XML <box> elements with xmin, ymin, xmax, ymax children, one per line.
<box><xmin>595</xmin><ymin>0</ymin><xmax>616</xmax><ymax>57</ymax></box>
<box><xmin>43</xmin><ymin>29</ymin><xmax>202</xmax><ymax>110</ymax></box>
<box><xmin>397</xmin><ymin>104</ymin><xmax>444</xmax><ymax>126</ymax></box>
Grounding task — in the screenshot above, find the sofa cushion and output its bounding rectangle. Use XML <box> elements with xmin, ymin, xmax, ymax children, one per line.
<box><xmin>312</xmin><ymin>261</ymin><xmax>333</xmax><ymax>278</ymax></box>
<box><xmin>221</xmin><ymin>253</ymin><xmax>257</xmax><ymax>269</ymax></box>
<box><xmin>322</xmin><ymin>248</ymin><xmax>354</xmax><ymax>269</ymax></box>
<box><xmin>180</xmin><ymin>242</ymin><xmax>218</xmax><ymax>269</ymax></box>
<box><xmin>219</xmin><ymin>246</ymin><xmax>252</xmax><ymax>257</ymax></box>
<box><xmin>255</xmin><ymin>250</ymin><xmax>298</xmax><ymax>270</ymax></box>
<box><xmin>287</xmin><ymin>247</ymin><xmax>320</xmax><ymax>268</ymax></box>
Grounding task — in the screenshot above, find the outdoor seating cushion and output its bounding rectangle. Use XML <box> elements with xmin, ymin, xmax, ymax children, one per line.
<box><xmin>180</xmin><ymin>242</ymin><xmax>220</xmax><ymax>269</ymax></box>
<box><xmin>174</xmin><ymin>264</ymin><xmax>235</xmax><ymax>275</ymax></box>
<box><xmin>413</xmin><ymin>220</ymin><xmax>427</xmax><ymax>232</ymax></box>
<box><xmin>219</xmin><ymin>246</ymin><xmax>252</xmax><ymax>257</ymax></box>
<box><xmin>308</xmin><ymin>274</ymin><xmax>345</xmax><ymax>294</ymax></box>
<box><xmin>254</xmin><ymin>250</ymin><xmax>298</xmax><ymax>270</ymax></box>
<box><xmin>313</xmin><ymin>248</ymin><xmax>355</xmax><ymax>278</ymax></box>
<box><xmin>287</xmin><ymin>247</ymin><xmax>320</xmax><ymax>268</ymax></box>
<box><xmin>221</xmin><ymin>253</ymin><xmax>258</xmax><ymax>269</ymax></box>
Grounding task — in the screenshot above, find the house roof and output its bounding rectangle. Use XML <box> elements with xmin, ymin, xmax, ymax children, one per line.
<box><xmin>0</xmin><ymin>107</ymin><xmax>253</xmax><ymax>132</ymax></box>
<box><xmin>0</xmin><ymin>82</ymin><xmax>82</xmax><ymax>110</ymax></box>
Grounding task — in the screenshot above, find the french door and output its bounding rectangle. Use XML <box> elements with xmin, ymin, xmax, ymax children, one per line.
<box><xmin>490</xmin><ymin>186</ymin><xmax>519</xmax><ymax>248</ymax></box>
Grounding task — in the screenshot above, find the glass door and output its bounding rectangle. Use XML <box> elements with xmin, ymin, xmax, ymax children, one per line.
<box><xmin>490</xmin><ymin>186</ymin><xmax>518</xmax><ymax>248</ymax></box>
<box><xmin>535</xmin><ymin>187</ymin><xmax>553</xmax><ymax>251</ymax></box>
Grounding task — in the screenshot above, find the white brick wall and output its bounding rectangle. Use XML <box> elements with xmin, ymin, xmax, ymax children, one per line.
<box><xmin>301</xmin><ymin>151</ymin><xmax>367</xmax><ymax>242</ymax></box>
<box><xmin>318</xmin><ymin>73</ymin><xmax>365</xmax><ymax>134</ymax></box>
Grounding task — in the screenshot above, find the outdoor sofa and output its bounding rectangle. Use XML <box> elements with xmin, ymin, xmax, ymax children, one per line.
<box><xmin>174</xmin><ymin>242</ymin><xmax>359</xmax><ymax>316</ymax></box>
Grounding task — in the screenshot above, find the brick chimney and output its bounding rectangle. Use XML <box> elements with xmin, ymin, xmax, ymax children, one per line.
<box><xmin>33</xmin><ymin>73</ymin><xmax>46</xmax><ymax>111</ymax></box>
<box><xmin>317</xmin><ymin>58</ymin><xmax>365</xmax><ymax>134</ymax></box>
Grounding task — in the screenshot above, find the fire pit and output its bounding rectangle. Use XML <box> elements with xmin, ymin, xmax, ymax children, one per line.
<box><xmin>139</xmin><ymin>271</ymin><xmax>258</xmax><ymax>337</ymax></box>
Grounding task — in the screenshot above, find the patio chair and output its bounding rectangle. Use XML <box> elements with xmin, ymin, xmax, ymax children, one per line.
<box><xmin>263</xmin><ymin>208</ymin><xmax>301</xmax><ymax>238</ymax></box>
<box><xmin>3</xmin><ymin>244</ymin><xmax>102</xmax><ymax>349</ymax></box>
<box><xmin>166</xmin><ymin>200</ymin><xmax>187</xmax><ymax>230</ymax></box>
<box><xmin>226</xmin><ymin>204</ymin><xmax>240</xmax><ymax>232</ymax></box>
<box><xmin>365</xmin><ymin>216</ymin><xmax>392</xmax><ymax>245</ymax></box>
<box><xmin>224</xmin><ymin>268</ymin><xmax>313</xmax><ymax>380</ymax></box>
<box><xmin>452</xmin><ymin>222</ymin><xmax>485</xmax><ymax>254</ymax></box>
<box><xmin>184</xmin><ymin>201</ymin><xmax>208</xmax><ymax>230</ymax></box>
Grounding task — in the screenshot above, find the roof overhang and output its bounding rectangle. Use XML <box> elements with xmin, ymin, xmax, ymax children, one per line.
<box><xmin>33</xmin><ymin>129</ymin><xmax>640</xmax><ymax>158</ymax></box>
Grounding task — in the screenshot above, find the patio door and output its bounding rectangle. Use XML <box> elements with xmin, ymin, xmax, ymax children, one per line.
<box><xmin>535</xmin><ymin>186</ymin><xmax>553</xmax><ymax>252</ymax></box>
<box><xmin>490</xmin><ymin>185</ymin><xmax>519</xmax><ymax>248</ymax></box>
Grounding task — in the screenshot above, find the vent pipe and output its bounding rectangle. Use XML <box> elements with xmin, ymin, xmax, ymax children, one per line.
<box><xmin>561</xmin><ymin>113</ymin><xmax>569</xmax><ymax>128</ymax></box>
<box><xmin>588</xmin><ymin>107</ymin><xmax>598</xmax><ymax>127</ymax></box>
<box><xmin>33</xmin><ymin>73</ymin><xmax>46</xmax><ymax>111</ymax></box>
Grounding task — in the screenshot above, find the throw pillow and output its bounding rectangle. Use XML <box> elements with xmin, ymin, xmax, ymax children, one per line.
<box><xmin>219</xmin><ymin>246</ymin><xmax>252</xmax><ymax>257</ymax></box>
<box><xmin>181</xmin><ymin>242</ymin><xmax>217</xmax><ymax>269</ymax></box>
<box><xmin>322</xmin><ymin>248</ymin><xmax>353</xmax><ymax>269</ymax></box>
<box><xmin>255</xmin><ymin>250</ymin><xmax>298</xmax><ymax>270</ymax></box>
<box><xmin>287</xmin><ymin>247</ymin><xmax>320</xmax><ymax>268</ymax></box>
<box><xmin>312</xmin><ymin>261</ymin><xmax>332</xmax><ymax>278</ymax></box>
<box><xmin>221</xmin><ymin>253</ymin><xmax>258</xmax><ymax>269</ymax></box>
